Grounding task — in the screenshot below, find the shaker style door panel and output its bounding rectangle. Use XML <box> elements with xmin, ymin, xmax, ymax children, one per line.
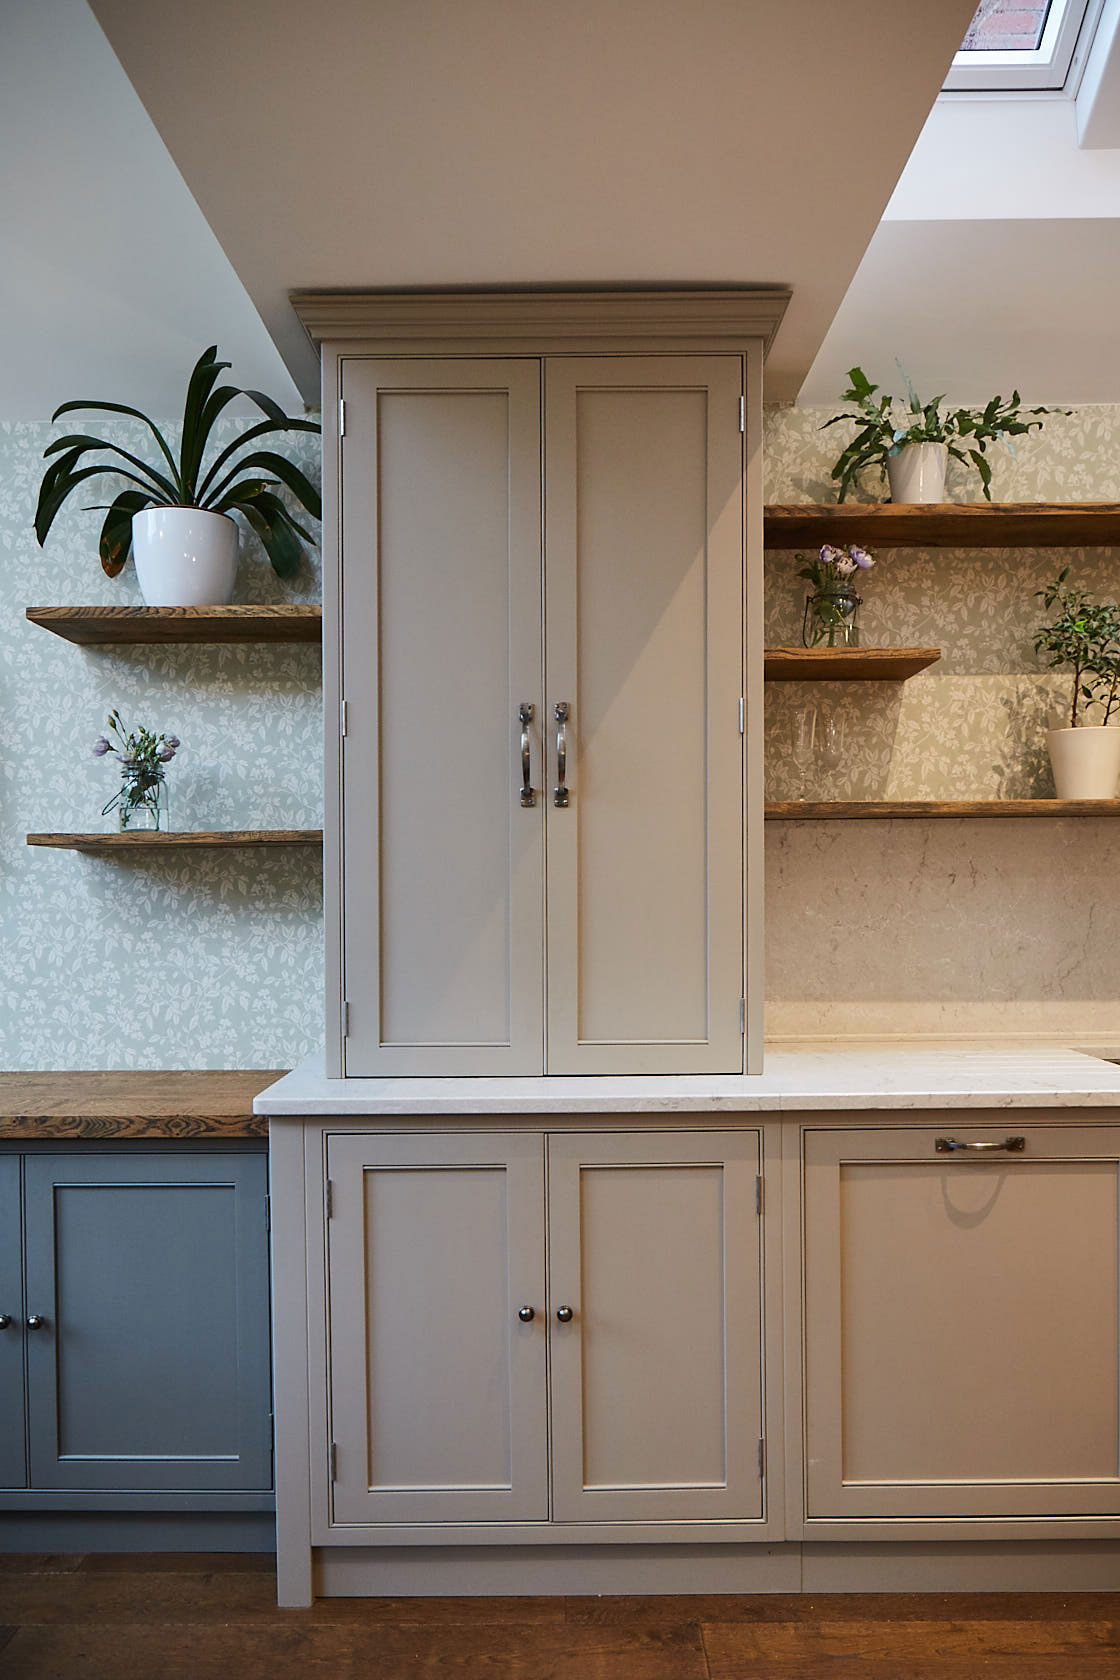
<box><xmin>543</xmin><ymin>358</ymin><xmax>745</xmax><ymax>1073</ymax></box>
<box><xmin>0</xmin><ymin>1156</ymin><xmax>26</xmax><ymax>1489</ymax></box>
<box><xmin>802</xmin><ymin>1124</ymin><xmax>1120</xmax><ymax>1520</ymax></box>
<box><xmin>547</xmin><ymin>1131</ymin><xmax>763</xmax><ymax>1522</ymax></box>
<box><xmin>23</xmin><ymin>1151</ymin><xmax>271</xmax><ymax>1493</ymax></box>
<box><xmin>326</xmin><ymin>1132</ymin><xmax>548</xmax><ymax>1525</ymax></box>
<box><xmin>339</xmin><ymin>359</ymin><xmax>546</xmax><ymax>1076</ymax></box>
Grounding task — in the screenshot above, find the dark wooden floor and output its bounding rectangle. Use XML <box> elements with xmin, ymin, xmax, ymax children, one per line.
<box><xmin>3</xmin><ymin>1554</ymin><xmax>1120</xmax><ymax>1678</ymax></box>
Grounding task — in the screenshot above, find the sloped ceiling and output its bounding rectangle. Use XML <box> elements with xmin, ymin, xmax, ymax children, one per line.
<box><xmin>86</xmin><ymin>0</ymin><xmax>976</xmax><ymax>404</ymax></box>
<box><xmin>0</xmin><ymin>0</ymin><xmax>300</xmax><ymax>421</ymax></box>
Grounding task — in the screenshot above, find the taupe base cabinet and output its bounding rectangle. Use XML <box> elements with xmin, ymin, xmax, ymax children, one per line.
<box><xmin>270</xmin><ymin>1106</ymin><xmax>1120</xmax><ymax>1603</ymax></box>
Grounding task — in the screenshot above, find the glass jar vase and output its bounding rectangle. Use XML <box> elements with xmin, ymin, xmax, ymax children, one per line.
<box><xmin>802</xmin><ymin>586</ymin><xmax>861</xmax><ymax>648</ymax></box>
<box><xmin>106</xmin><ymin>766</ymin><xmax>169</xmax><ymax>831</ymax></box>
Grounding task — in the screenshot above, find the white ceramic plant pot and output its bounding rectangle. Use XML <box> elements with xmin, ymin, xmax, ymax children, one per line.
<box><xmin>886</xmin><ymin>441</ymin><xmax>948</xmax><ymax>504</ymax></box>
<box><xmin>1046</xmin><ymin>725</ymin><xmax>1120</xmax><ymax>799</ymax></box>
<box><xmin>131</xmin><ymin>506</ymin><xmax>238</xmax><ymax>607</ymax></box>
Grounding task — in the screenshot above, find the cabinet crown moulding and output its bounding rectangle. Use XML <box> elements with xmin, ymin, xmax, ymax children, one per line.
<box><xmin>288</xmin><ymin>287</ymin><xmax>792</xmax><ymax>354</ymax></box>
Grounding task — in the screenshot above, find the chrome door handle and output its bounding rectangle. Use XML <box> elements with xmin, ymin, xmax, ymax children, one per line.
<box><xmin>935</xmin><ymin>1136</ymin><xmax>1026</xmax><ymax>1154</ymax></box>
<box><xmin>555</xmin><ymin>1304</ymin><xmax>574</xmax><ymax>1323</ymax></box>
<box><xmin>518</xmin><ymin>703</ymin><xmax>535</xmax><ymax>807</ymax></box>
<box><xmin>554</xmin><ymin>702</ymin><xmax>570</xmax><ymax>808</ymax></box>
<box><xmin>0</xmin><ymin>1315</ymin><xmax>11</xmax><ymax>1330</ymax></box>
<box><xmin>26</xmin><ymin>1314</ymin><xmax>47</xmax><ymax>1330</ymax></box>
<box><xmin>517</xmin><ymin>1305</ymin><xmax>536</xmax><ymax>1322</ymax></box>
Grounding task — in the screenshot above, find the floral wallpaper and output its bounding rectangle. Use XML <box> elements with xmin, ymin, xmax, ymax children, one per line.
<box><xmin>3</xmin><ymin>400</ymin><xmax>1120</xmax><ymax>1067</ymax></box>
<box><xmin>0</xmin><ymin>419</ymin><xmax>323</xmax><ymax>1070</ymax></box>
<box><xmin>764</xmin><ymin>404</ymin><xmax>1120</xmax><ymax>1041</ymax></box>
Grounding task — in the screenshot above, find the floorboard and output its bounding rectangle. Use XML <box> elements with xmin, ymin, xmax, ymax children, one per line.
<box><xmin>4</xmin><ymin>1557</ymin><xmax>1120</xmax><ymax>1679</ymax></box>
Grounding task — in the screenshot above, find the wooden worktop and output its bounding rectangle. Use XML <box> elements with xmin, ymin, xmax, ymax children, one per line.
<box><xmin>0</xmin><ymin>1070</ymin><xmax>284</xmax><ymax>1139</ymax></box>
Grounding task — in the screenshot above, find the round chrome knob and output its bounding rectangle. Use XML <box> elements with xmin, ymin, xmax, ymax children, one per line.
<box><xmin>555</xmin><ymin>1305</ymin><xmax>574</xmax><ymax>1323</ymax></box>
<box><xmin>517</xmin><ymin>1305</ymin><xmax>535</xmax><ymax>1322</ymax></box>
<box><xmin>0</xmin><ymin>1315</ymin><xmax>11</xmax><ymax>1330</ymax></box>
<box><xmin>26</xmin><ymin>1315</ymin><xmax>46</xmax><ymax>1330</ymax></box>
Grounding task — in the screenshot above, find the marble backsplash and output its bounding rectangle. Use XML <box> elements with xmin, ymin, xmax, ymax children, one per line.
<box><xmin>763</xmin><ymin>405</ymin><xmax>1120</xmax><ymax>1042</ymax></box>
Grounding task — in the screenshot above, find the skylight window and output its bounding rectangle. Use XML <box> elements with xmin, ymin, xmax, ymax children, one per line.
<box><xmin>943</xmin><ymin>0</ymin><xmax>1102</xmax><ymax>91</ymax></box>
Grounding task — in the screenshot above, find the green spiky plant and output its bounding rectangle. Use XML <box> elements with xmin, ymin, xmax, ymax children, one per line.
<box><xmin>823</xmin><ymin>364</ymin><xmax>1057</xmax><ymax>503</ymax></box>
<box><xmin>34</xmin><ymin>345</ymin><xmax>321</xmax><ymax>579</ymax></box>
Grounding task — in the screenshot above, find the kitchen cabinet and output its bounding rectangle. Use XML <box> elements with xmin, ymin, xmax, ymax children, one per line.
<box><xmin>336</xmin><ymin>353</ymin><xmax>744</xmax><ymax>1077</ymax></box>
<box><xmin>0</xmin><ymin>1145</ymin><xmax>272</xmax><ymax>1505</ymax></box>
<box><xmin>320</xmin><ymin>1127</ymin><xmax>765</xmax><ymax>1532</ymax></box>
<box><xmin>294</xmin><ymin>289</ymin><xmax>789</xmax><ymax>1079</ymax></box>
<box><xmin>798</xmin><ymin>1120</ymin><xmax>1120</xmax><ymax>1527</ymax></box>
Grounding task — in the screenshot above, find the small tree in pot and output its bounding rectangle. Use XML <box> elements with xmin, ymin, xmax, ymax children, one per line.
<box><xmin>1034</xmin><ymin>569</ymin><xmax>1120</xmax><ymax>798</ymax></box>
<box><xmin>34</xmin><ymin>345</ymin><xmax>321</xmax><ymax>604</ymax></box>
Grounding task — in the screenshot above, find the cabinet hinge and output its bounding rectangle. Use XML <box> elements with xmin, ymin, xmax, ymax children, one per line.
<box><xmin>758</xmin><ymin>1438</ymin><xmax>766</xmax><ymax>1479</ymax></box>
<box><xmin>739</xmin><ymin>395</ymin><xmax>745</xmax><ymax>433</ymax></box>
<box><xmin>738</xmin><ymin>696</ymin><xmax>744</xmax><ymax>734</ymax></box>
<box><xmin>339</xmin><ymin>398</ymin><xmax>346</xmax><ymax>437</ymax></box>
<box><xmin>329</xmin><ymin>1441</ymin><xmax>338</xmax><ymax>1482</ymax></box>
<box><xmin>341</xmin><ymin>1000</ymin><xmax>350</xmax><ymax>1039</ymax></box>
<box><xmin>755</xmin><ymin>1174</ymin><xmax>763</xmax><ymax>1216</ymax></box>
<box><xmin>340</xmin><ymin>699</ymin><xmax>348</xmax><ymax>738</ymax></box>
<box><xmin>325</xmin><ymin>1179</ymin><xmax>335</xmax><ymax>1219</ymax></box>
<box><xmin>264</xmin><ymin>1193</ymin><xmax>271</xmax><ymax>1236</ymax></box>
<box><xmin>739</xmin><ymin>998</ymin><xmax>745</xmax><ymax>1035</ymax></box>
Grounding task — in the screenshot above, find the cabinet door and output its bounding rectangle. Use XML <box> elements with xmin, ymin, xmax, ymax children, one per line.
<box><xmin>0</xmin><ymin>1156</ymin><xmax>25</xmax><ymax>1489</ymax></box>
<box><xmin>339</xmin><ymin>358</ymin><xmax>545</xmax><ymax>1076</ymax></box>
<box><xmin>547</xmin><ymin>1130</ymin><xmax>763</xmax><ymax>1522</ymax></box>
<box><xmin>544</xmin><ymin>357</ymin><xmax>745</xmax><ymax>1073</ymax></box>
<box><xmin>326</xmin><ymin>1132</ymin><xmax>547</xmax><ymax>1524</ymax></box>
<box><xmin>802</xmin><ymin>1124</ymin><xmax>1120</xmax><ymax>1520</ymax></box>
<box><xmin>23</xmin><ymin>1151</ymin><xmax>271</xmax><ymax>1493</ymax></box>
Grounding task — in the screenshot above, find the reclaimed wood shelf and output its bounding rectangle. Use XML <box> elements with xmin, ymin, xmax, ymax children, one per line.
<box><xmin>25</xmin><ymin>604</ymin><xmax>322</xmax><ymax>645</ymax></box>
<box><xmin>764</xmin><ymin>503</ymin><xmax>1120</xmax><ymax>550</ymax></box>
<box><xmin>27</xmin><ymin>830</ymin><xmax>323</xmax><ymax>852</ymax></box>
<box><xmin>765</xmin><ymin>647</ymin><xmax>940</xmax><ymax>681</ymax></box>
<box><xmin>0</xmin><ymin>1070</ymin><xmax>282</xmax><ymax>1140</ymax></box>
<box><xmin>766</xmin><ymin>799</ymin><xmax>1120</xmax><ymax>820</ymax></box>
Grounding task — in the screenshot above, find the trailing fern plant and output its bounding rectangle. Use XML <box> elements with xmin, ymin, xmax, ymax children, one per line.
<box><xmin>34</xmin><ymin>345</ymin><xmax>321</xmax><ymax>579</ymax></box>
<box><xmin>823</xmin><ymin>364</ymin><xmax>1056</xmax><ymax>503</ymax></box>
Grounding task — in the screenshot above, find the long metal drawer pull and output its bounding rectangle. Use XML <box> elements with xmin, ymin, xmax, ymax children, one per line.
<box><xmin>935</xmin><ymin>1136</ymin><xmax>1026</xmax><ymax>1154</ymax></box>
<box><xmin>518</xmin><ymin>703</ymin><xmax>535</xmax><ymax>807</ymax></box>
<box><xmin>554</xmin><ymin>702</ymin><xmax>570</xmax><ymax>808</ymax></box>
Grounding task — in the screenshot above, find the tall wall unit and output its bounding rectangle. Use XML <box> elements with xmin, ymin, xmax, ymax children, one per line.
<box><xmin>292</xmin><ymin>290</ymin><xmax>789</xmax><ymax>1078</ymax></box>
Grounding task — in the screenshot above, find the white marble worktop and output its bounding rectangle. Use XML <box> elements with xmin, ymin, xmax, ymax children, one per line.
<box><xmin>256</xmin><ymin>1045</ymin><xmax>1120</xmax><ymax>1117</ymax></box>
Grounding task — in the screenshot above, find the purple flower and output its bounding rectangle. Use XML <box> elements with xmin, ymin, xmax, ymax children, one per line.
<box><xmin>164</xmin><ymin>735</ymin><xmax>180</xmax><ymax>749</ymax></box>
<box><xmin>92</xmin><ymin>737</ymin><xmax>111</xmax><ymax>757</ymax></box>
<box><xmin>850</xmin><ymin>545</ymin><xmax>875</xmax><ymax>570</ymax></box>
<box><xmin>157</xmin><ymin>747</ymin><xmax>175</xmax><ymax>762</ymax></box>
<box><xmin>819</xmin><ymin>544</ymin><xmax>841</xmax><ymax>564</ymax></box>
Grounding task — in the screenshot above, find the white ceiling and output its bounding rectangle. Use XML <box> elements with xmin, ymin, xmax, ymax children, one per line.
<box><xmin>80</xmin><ymin>0</ymin><xmax>975</xmax><ymax>406</ymax></box>
<box><xmin>14</xmin><ymin>0</ymin><xmax>1114</xmax><ymax>425</ymax></box>
<box><xmin>0</xmin><ymin>0</ymin><xmax>300</xmax><ymax>421</ymax></box>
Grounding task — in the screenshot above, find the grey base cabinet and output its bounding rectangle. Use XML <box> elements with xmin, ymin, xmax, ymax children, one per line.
<box><xmin>0</xmin><ymin>1144</ymin><xmax>272</xmax><ymax>1513</ymax></box>
<box><xmin>793</xmin><ymin>1115</ymin><xmax>1120</xmax><ymax>1537</ymax></box>
<box><xmin>281</xmin><ymin>1122</ymin><xmax>773</xmax><ymax>1569</ymax></box>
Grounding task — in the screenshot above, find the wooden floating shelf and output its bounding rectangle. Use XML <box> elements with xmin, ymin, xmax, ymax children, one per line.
<box><xmin>764</xmin><ymin>647</ymin><xmax>940</xmax><ymax>682</ymax></box>
<box><xmin>765</xmin><ymin>800</ymin><xmax>1120</xmax><ymax>820</ymax></box>
<box><xmin>25</xmin><ymin>605</ymin><xmax>322</xmax><ymax>645</ymax></box>
<box><xmin>27</xmin><ymin>830</ymin><xmax>323</xmax><ymax>852</ymax></box>
<box><xmin>764</xmin><ymin>503</ymin><xmax>1120</xmax><ymax>550</ymax></box>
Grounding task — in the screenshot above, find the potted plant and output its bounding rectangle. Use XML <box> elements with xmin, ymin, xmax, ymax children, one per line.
<box><xmin>1034</xmin><ymin>569</ymin><xmax>1120</xmax><ymax>799</ymax></box>
<box><xmin>823</xmin><ymin>365</ymin><xmax>1055</xmax><ymax>504</ymax></box>
<box><xmin>34</xmin><ymin>345</ymin><xmax>321</xmax><ymax>605</ymax></box>
<box><xmin>797</xmin><ymin>542</ymin><xmax>875</xmax><ymax>647</ymax></box>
